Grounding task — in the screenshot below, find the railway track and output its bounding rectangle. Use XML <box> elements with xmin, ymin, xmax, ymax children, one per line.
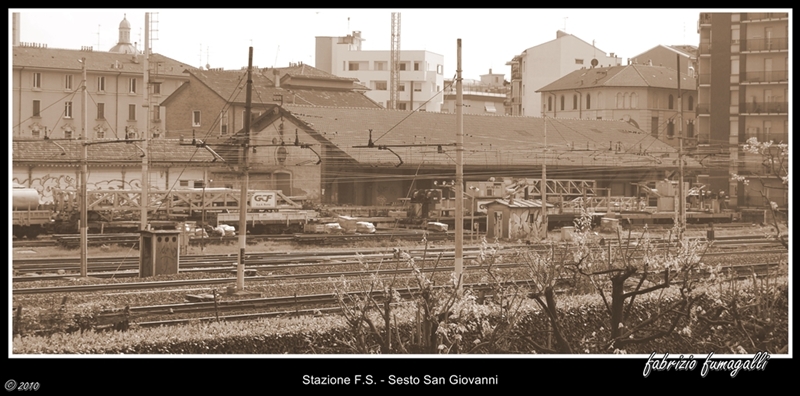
<box><xmin>122</xmin><ymin>262</ymin><xmax>785</xmax><ymax>328</ymax></box>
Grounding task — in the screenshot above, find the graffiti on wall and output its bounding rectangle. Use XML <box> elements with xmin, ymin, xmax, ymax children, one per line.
<box><xmin>13</xmin><ymin>174</ymin><xmax>145</xmax><ymax>205</ymax></box>
<box><xmin>508</xmin><ymin>209</ymin><xmax>543</xmax><ymax>241</ymax></box>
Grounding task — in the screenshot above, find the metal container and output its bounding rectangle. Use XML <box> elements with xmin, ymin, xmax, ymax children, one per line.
<box><xmin>12</xmin><ymin>187</ymin><xmax>41</xmax><ymax>210</ymax></box>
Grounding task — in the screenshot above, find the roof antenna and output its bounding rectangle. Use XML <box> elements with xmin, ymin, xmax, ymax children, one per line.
<box><xmin>563</xmin><ymin>17</ymin><xmax>567</xmax><ymax>32</ymax></box>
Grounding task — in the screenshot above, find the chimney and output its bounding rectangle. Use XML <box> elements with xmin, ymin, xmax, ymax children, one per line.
<box><xmin>489</xmin><ymin>68</ymin><xmax>492</xmax><ymax>74</ymax></box>
<box><xmin>273</xmin><ymin>69</ymin><xmax>280</xmax><ymax>88</ymax></box>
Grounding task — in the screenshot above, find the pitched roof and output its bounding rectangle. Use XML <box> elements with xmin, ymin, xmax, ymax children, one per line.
<box><xmin>630</xmin><ymin>44</ymin><xmax>698</xmax><ymax>61</ymax></box>
<box><xmin>12</xmin><ymin>139</ymin><xmax>218</xmax><ymax>164</ymax></box>
<box><xmin>536</xmin><ymin>64</ymin><xmax>695</xmax><ymax>92</ymax></box>
<box><xmin>280</xmin><ymin>105</ymin><xmax>692</xmax><ymax>169</ymax></box>
<box><xmin>176</xmin><ymin>68</ymin><xmax>381</xmax><ymax>108</ymax></box>
<box><xmin>12</xmin><ymin>46</ymin><xmax>194</xmax><ymax>76</ymax></box>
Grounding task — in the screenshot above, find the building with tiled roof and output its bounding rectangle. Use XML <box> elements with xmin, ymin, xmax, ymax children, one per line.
<box><xmin>506</xmin><ymin>30</ymin><xmax>623</xmax><ymax>117</ymax></box>
<box><xmin>12</xmin><ymin>43</ymin><xmax>195</xmax><ymax>141</ymax></box>
<box><xmin>213</xmin><ymin>104</ymin><xmax>695</xmax><ymax>206</ymax></box>
<box><xmin>160</xmin><ymin>66</ymin><xmax>382</xmax><ymax>141</ymax></box>
<box><xmin>629</xmin><ymin>44</ymin><xmax>698</xmax><ymax>76</ymax></box>
<box><xmin>536</xmin><ymin>64</ymin><xmax>698</xmax><ymax>149</ymax></box>
<box><xmin>12</xmin><ymin>139</ymin><xmax>219</xmax><ymax>204</ymax></box>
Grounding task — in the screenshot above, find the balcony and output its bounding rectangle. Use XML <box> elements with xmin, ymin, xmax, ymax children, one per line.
<box><xmin>742</xmin><ymin>37</ymin><xmax>788</xmax><ymax>52</ymax></box>
<box><xmin>743</xmin><ymin>12</ymin><xmax>788</xmax><ymax>21</ymax></box>
<box><xmin>740</xmin><ymin>102</ymin><xmax>788</xmax><ymax>114</ymax></box>
<box><xmin>699</xmin><ymin>13</ymin><xmax>713</xmax><ymax>26</ymax></box>
<box><xmin>699</xmin><ymin>42</ymin><xmax>712</xmax><ymax>53</ymax></box>
<box><xmin>742</xmin><ymin>70</ymin><xmax>788</xmax><ymax>84</ymax></box>
<box><xmin>696</xmin><ymin>103</ymin><xmax>710</xmax><ymax>115</ymax></box>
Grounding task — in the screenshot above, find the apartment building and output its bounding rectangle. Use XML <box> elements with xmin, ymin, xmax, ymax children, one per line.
<box><xmin>442</xmin><ymin>69</ymin><xmax>510</xmax><ymax>115</ymax></box>
<box><xmin>11</xmin><ymin>14</ymin><xmax>194</xmax><ymax>141</ymax></box>
<box><xmin>696</xmin><ymin>11</ymin><xmax>789</xmax><ymax>209</ymax></box>
<box><xmin>506</xmin><ymin>30</ymin><xmax>622</xmax><ymax>117</ymax></box>
<box><xmin>537</xmin><ymin>63</ymin><xmax>698</xmax><ymax>150</ymax></box>
<box><xmin>315</xmin><ymin>31</ymin><xmax>445</xmax><ymax>112</ymax></box>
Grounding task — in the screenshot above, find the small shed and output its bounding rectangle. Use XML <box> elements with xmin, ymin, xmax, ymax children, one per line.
<box><xmin>485</xmin><ymin>198</ymin><xmax>554</xmax><ymax>241</ymax></box>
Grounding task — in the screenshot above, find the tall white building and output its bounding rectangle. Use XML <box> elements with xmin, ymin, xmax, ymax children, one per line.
<box><xmin>315</xmin><ymin>31</ymin><xmax>445</xmax><ymax>112</ymax></box>
<box><xmin>506</xmin><ymin>30</ymin><xmax>622</xmax><ymax>116</ymax></box>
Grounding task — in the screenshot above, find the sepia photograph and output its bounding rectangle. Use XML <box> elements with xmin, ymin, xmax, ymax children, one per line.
<box><xmin>9</xmin><ymin>8</ymin><xmax>790</xmax><ymax>389</ymax></box>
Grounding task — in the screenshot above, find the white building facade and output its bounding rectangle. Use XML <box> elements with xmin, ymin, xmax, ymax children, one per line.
<box><xmin>507</xmin><ymin>30</ymin><xmax>622</xmax><ymax>116</ymax></box>
<box><xmin>315</xmin><ymin>31</ymin><xmax>445</xmax><ymax>112</ymax></box>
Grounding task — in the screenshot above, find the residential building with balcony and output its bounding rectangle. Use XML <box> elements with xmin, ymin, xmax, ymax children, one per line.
<box><xmin>441</xmin><ymin>69</ymin><xmax>510</xmax><ymax>115</ymax></box>
<box><xmin>315</xmin><ymin>31</ymin><xmax>445</xmax><ymax>112</ymax></box>
<box><xmin>12</xmin><ymin>14</ymin><xmax>194</xmax><ymax>141</ymax></box>
<box><xmin>506</xmin><ymin>30</ymin><xmax>622</xmax><ymax>117</ymax></box>
<box><xmin>536</xmin><ymin>64</ymin><xmax>698</xmax><ymax>151</ymax></box>
<box><xmin>696</xmin><ymin>11</ymin><xmax>788</xmax><ymax>209</ymax></box>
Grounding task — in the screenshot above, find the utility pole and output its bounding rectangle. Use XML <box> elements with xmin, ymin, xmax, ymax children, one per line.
<box><xmin>237</xmin><ymin>47</ymin><xmax>254</xmax><ymax>291</ymax></box>
<box><xmin>454</xmin><ymin>39</ymin><xmax>464</xmax><ymax>292</ymax></box>
<box><xmin>542</xmin><ymin>114</ymin><xmax>548</xmax><ymax>240</ymax></box>
<box><xmin>677</xmin><ymin>54</ymin><xmax>686</xmax><ymax>239</ymax></box>
<box><xmin>141</xmin><ymin>12</ymin><xmax>150</xmax><ymax>231</ymax></box>
<box><xmin>80</xmin><ymin>57</ymin><xmax>88</xmax><ymax>278</ymax></box>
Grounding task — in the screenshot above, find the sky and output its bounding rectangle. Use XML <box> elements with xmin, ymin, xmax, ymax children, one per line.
<box><xmin>10</xmin><ymin>8</ymin><xmax>717</xmax><ymax>80</ymax></box>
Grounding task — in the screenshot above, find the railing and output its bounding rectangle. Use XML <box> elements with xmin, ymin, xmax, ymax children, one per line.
<box><xmin>742</xmin><ymin>70</ymin><xmax>788</xmax><ymax>83</ymax></box>
<box><xmin>696</xmin><ymin>103</ymin><xmax>710</xmax><ymax>115</ymax></box>
<box><xmin>740</xmin><ymin>102</ymin><xmax>788</xmax><ymax>114</ymax></box>
<box><xmin>742</xmin><ymin>37</ymin><xmax>788</xmax><ymax>52</ymax></box>
<box><xmin>561</xmin><ymin>196</ymin><xmax>640</xmax><ymax>214</ymax></box>
<box><xmin>744</xmin><ymin>12</ymin><xmax>788</xmax><ymax>21</ymax></box>
<box><xmin>698</xmin><ymin>73</ymin><xmax>712</xmax><ymax>84</ymax></box>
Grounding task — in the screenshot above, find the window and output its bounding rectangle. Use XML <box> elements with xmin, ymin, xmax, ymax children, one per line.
<box><xmin>128</xmin><ymin>104</ymin><xmax>136</xmax><ymax>121</ymax></box>
<box><xmin>64</xmin><ymin>130</ymin><xmax>72</xmax><ymax>139</ymax></box>
<box><xmin>152</xmin><ymin>82</ymin><xmax>161</xmax><ymax>95</ymax></box>
<box><xmin>687</xmin><ymin>121</ymin><xmax>695</xmax><ymax>138</ymax></box>
<box><xmin>375</xmin><ymin>61</ymin><xmax>386</xmax><ymax>71</ymax></box>
<box><xmin>586</xmin><ymin>94</ymin><xmax>591</xmax><ymax>110</ymax></box>
<box><xmin>688</xmin><ymin>96</ymin><xmax>694</xmax><ymax>111</ymax></box>
<box><xmin>374</xmin><ymin>81</ymin><xmax>387</xmax><ymax>91</ymax></box>
<box><xmin>192</xmin><ymin>110</ymin><xmax>201</xmax><ymax>127</ymax></box>
<box><xmin>573</xmin><ymin>95</ymin><xmax>578</xmax><ymax>110</ymax></box>
<box><xmin>436</xmin><ymin>64</ymin><xmax>443</xmax><ymax>74</ymax></box>
<box><xmin>348</xmin><ymin>62</ymin><xmax>359</xmax><ymax>71</ymax></box>
<box><xmin>398</xmin><ymin>83</ymin><xmax>405</xmax><ymax>92</ymax></box>
<box><xmin>631</xmin><ymin>93</ymin><xmax>638</xmax><ymax>109</ymax></box>
<box><xmin>398</xmin><ymin>103</ymin><xmax>407</xmax><ymax>110</ymax></box>
<box><xmin>31</xmin><ymin>129</ymin><xmax>39</xmax><ymax>139</ymax></box>
<box><xmin>220</xmin><ymin>111</ymin><xmax>229</xmax><ymax>135</ymax></box>
<box><xmin>651</xmin><ymin>117</ymin><xmax>659</xmax><ymax>137</ymax></box>
<box><xmin>668</xmin><ymin>94</ymin><xmax>674</xmax><ymax>109</ymax></box>
<box><xmin>560</xmin><ymin>95</ymin><xmax>565</xmax><ymax>110</ymax></box>
<box><xmin>399</xmin><ymin>63</ymin><xmax>407</xmax><ymax>71</ymax></box>
<box><xmin>667</xmin><ymin>120</ymin><xmax>675</xmax><ymax>138</ymax></box>
<box><xmin>575</xmin><ymin>59</ymin><xmax>584</xmax><ymax>65</ymax></box>
<box><xmin>762</xmin><ymin>121</ymin><xmax>772</xmax><ymax>142</ymax></box>
<box><xmin>413</xmin><ymin>82</ymin><xmax>422</xmax><ymax>92</ymax></box>
<box><xmin>547</xmin><ymin>96</ymin><xmax>552</xmax><ymax>111</ymax></box>
<box><xmin>32</xmin><ymin>100</ymin><xmax>41</xmax><ymax>118</ymax></box>
<box><xmin>33</xmin><ymin>73</ymin><xmax>42</xmax><ymax>89</ymax></box>
<box><xmin>129</xmin><ymin>78</ymin><xmax>137</xmax><ymax>93</ymax></box>
<box><xmin>64</xmin><ymin>101</ymin><xmax>73</xmax><ymax>118</ymax></box>
<box><xmin>179</xmin><ymin>180</ymin><xmax>189</xmax><ymax>187</ymax></box>
<box><xmin>97</xmin><ymin>103</ymin><xmax>105</xmax><ymax>120</ymax></box>
<box><xmin>97</xmin><ymin>76</ymin><xmax>106</xmax><ymax>92</ymax></box>
<box><xmin>484</xmin><ymin>102</ymin><xmax>497</xmax><ymax>113</ymax></box>
<box><xmin>65</xmin><ymin>75</ymin><xmax>73</xmax><ymax>90</ymax></box>
<box><xmin>414</xmin><ymin>62</ymin><xmax>420</xmax><ymax>71</ymax></box>
<box><xmin>152</xmin><ymin>105</ymin><xmax>160</xmax><ymax>122</ymax></box>
<box><xmin>97</xmin><ymin>129</ymin><xmax>105</xmax><ymax>139</ymax></box>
